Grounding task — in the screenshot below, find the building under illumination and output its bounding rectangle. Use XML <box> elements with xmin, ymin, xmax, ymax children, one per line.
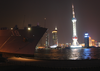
<box><xmin>98</xmin><ymin>42</ymin><xmax>100</xmax><ymax>47</ymax></box>
<box><xmin>65</xmin><ymin>43</ymin><xmax>71</xmax><ymax>47</ymax></box>
<box><xmin>70</xmin><ymin>4</ymin><xmax>82</xmax><ymax>48</ymax></box>
<box><xmin>89</xmin><ymin>37</ymin><xmax>92</xmax><ymax>46</ymax></box>
<box><xmin>80</xmin><ymin>43</ymin><xmax>85</xmax><ymax>47</ymax></box>
<box><xmin>45</xmin><ymin>32</ymin><xmax>49</xmax><ymax>48</ymax></box>
<box><xmin>89</xmin><ymin>37</ymin><xmax>97</xmax><ymax>47</ymax></box>
<box><xmin>52</xmin><ymin>27</ymin><xmax>58</xmax><ymax>46</ymax></box>
<box><xmin>84</xmin><ymin>32</ymin><xmax>89</xmax><ymax>47</ymax></box>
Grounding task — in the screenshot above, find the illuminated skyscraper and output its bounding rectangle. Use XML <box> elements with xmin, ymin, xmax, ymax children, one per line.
<box><xmin>89</xmin><ymin>37</ymin><xmax>96</xmax><ymax>47</ymax></box>
<box><xmin>52</xmin><ymin>27</ymin><xmax>58</xmax><ymax>46</ymax></box>
<box><xmin>91</xmin><ymin>39</ymin><xmax>95</xmax><ymax>46</ymax></box>
<box><xmin>98</xmin><ymin>42</ymin><xmax>100</xmax><ymax>47</ymax></box>
<box><xmin>84</xmin><ymin>33</ymin><xmax>89</xmax><ymax>47</ymax></box>
<box><xmin>89</xmin><ymin>37</ymin><xmax>92</xmax><ymax>46</ymax></box>
<box><xmin>45</xmin><ymin>32</ymin><xmax>49</xmax><ymax>48</ymax></box>
<box><xmin>70</xmin><ymin>4</ymin><xmax>82</xmax><ymax>48</ymax></box>
<box><xmin>44</xmin><ymin>18</ymin><xmax>49</xmax><ymax>48</ymax></box>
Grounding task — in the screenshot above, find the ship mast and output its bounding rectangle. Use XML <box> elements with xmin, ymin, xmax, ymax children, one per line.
<box><xmin>23</xmin><ymin>15</ymin><xmax>26</xmax><ymax>28</ymax></box>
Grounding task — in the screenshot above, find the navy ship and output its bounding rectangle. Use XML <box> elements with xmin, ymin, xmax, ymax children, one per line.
<box><xmin>0</xmin><ymin>24</ymin><xmax>47</xmax><ymax>58</ymax></box>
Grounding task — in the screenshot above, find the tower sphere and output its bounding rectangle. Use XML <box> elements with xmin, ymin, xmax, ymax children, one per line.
<box><xmin>72</xmin><ymin>18</ymin><xmax>77</xmax><ymax>22</ymax></box>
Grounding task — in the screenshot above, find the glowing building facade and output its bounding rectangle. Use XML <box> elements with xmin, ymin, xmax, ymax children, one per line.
<box><xmin>89</xmin><ymin>37</ymin><xmax>97</xmax><ymax>47</ymax></box>
<box><xmin>45</xmin><ymin>32</ymin><xmax>49</xmax><ymax>48</ymax></box>
<box><xmin>84</xmin><ymin>33</ymin><xmax>89</xmax><ymax>47</ymax></box>
<box><xmin>52</xmin><ymin>27</ymin><xmax>58</xmax><ymax>46</ymax></box>
<box><xmin>70</xmin><ymin>4</ymin><xmax>82</xmax><ymax>48</ymax></box>
<box><xmin>98</xmin><ymin>42</ymin><xmax>100</xmax><ymax>47</ymax></box>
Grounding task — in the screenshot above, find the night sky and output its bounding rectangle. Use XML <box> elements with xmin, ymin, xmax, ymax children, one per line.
<box><xmin>0</xmin><ymin>0</ymin><xmax>100</xmax><ymax>45</ymax></box>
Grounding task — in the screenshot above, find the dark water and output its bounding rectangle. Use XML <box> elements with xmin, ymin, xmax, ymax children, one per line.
<box><xmin>34</xmin><ymin>48</ymin><xmax>100</xmax><ymax>60</ymax></box>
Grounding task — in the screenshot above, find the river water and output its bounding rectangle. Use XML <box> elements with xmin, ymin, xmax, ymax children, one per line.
<box><xmin>34</xmin><ymin>48</ymin><xmax>100</xmax><ymax>60</ymax></box>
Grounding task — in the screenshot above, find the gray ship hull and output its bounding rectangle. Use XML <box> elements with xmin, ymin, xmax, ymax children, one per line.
<box><xmin>0</xmin><ymin>26</ymin><xmax>47</xmax><ymax>57</ymax></box>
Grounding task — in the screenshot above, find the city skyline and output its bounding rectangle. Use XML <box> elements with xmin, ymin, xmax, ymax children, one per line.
<box><xmin>0</xmin><ymin>0</ymin><xmax>100</xmax><ymax>44</ymax></box>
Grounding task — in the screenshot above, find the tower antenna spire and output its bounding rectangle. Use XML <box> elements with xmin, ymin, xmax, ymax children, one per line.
<box><xmin>72</xmin><ymin>4</ymin><xmax>75</xmax><ymax>18</ymax></box>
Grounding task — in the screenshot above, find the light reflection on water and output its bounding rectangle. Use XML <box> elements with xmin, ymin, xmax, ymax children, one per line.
<box><xmin>34</xmin><ymin>48</ymin><xmax>100</xmax><ymax>60</ymax></box>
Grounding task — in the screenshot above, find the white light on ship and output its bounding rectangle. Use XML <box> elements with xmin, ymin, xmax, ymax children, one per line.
<box><xmin>28</xmin><ymin>27</ymin><xmax>31</xmax><ymax>30</ymax></box>
<box><xmin>11</xmin><ymin>28</ymin><xmax>13</xmax><ymax>30</ymax></box>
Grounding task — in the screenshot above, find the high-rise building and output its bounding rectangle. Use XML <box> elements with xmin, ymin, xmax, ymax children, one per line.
<box><xmin>70</xmin><ymin>4</ymin><xmax>82</xmax><ymax>48</ymax></box>
<box><xmin>45</xmin><ymin>32</ymin><xmax>49</xmax><ymax>48</ymax></box>
<box><xmin>52</xmin><ymin>27</ymin><xmax>58</xmax><ymax>46</ymax></box>
<box><xmin>43</xmin><ymin>18</ymin><xmax>49</xmax><ymax>48</ymax></box>
<box><xmin>98</xmin><ymin>42</ymin><xmax>100</xmax><ymax>47</ymax></box>
<box><xmin>89</xmin><ymin>37</ymin><xmax>92</xmax><ymax>46</ymax></box>
<box><xmin>84</xmin><ymin>33</ymin><xmax>89</xmax><ymax>47</ymax></box>
<box><xmin>89</xmin><ymin>37</ymin><xmax>96</xmax><ymax>47</ymax></box>
<box><xmin>91</xmin><ymin>39</ymin><xmax>95</xmax><ymax>46</ymax></box>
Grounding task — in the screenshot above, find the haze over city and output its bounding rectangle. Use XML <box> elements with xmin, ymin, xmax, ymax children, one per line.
<box><xmin>0</xmin><ymin>0</ymin><xmax>100</xmax><ymax>45</ymax></box>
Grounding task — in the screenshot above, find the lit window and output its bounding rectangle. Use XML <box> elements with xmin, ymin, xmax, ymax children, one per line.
<box><xmin>84</xmin><ymin>35</ymin><xmax>89</xmax><ymax>38</ymax></box>
<box><xmin>85</xmin><ymin>33</ymin><xmax>88</xmax><ymax>36</ymax></box>
<box><xmin>85</xmin><ymin>36</ymin><xmax>88</xmax><ymax>37</ymax></box>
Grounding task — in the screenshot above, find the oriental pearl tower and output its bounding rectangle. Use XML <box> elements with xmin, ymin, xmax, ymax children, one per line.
<box><xmin>70</xmin><ymin>4</ymin><xmax>82</xmax><ymax>48</ymax></box>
